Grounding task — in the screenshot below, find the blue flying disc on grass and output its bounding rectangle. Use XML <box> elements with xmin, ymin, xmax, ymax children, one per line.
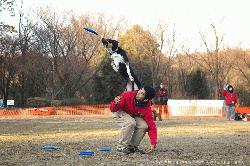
<box><xmin>79</xmin><ymin>151</ymin><xmax>95</xmax><ymax>156</ymax></box>
<box><xmin>41</xmin><ymin>145</ymin><xmax>59</xmax><ymax>150</ymax></box>
<box><xmin>98</xmin><ymin>148</ymin><xmax>112</xmax><ymax>152</ymax></box>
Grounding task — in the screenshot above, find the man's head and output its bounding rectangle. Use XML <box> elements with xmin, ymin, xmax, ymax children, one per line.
<box><xmin>136</xmin><ymin>86</ymin><xmax>156</xmax><ymax>102</ymax></box>
<box><xmin>160</xmin><ymin>83</ymin><xmax>164</xmax><ymax>89</ymax></box>
<box><xmin>228</xmin><ymin>85</ymin><xmax>234</xmax><ymax>93</ymax></box>
<box><xmin>101</xmin><ymin>38</ymin><xmax>119</xmax><ymax>52</ymax></box>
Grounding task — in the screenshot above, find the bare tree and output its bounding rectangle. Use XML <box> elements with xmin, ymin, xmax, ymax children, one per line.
<box><xmin>183</xmin><ymin>24</ymin><xmax>236</xmax><ymax>99</ymax></box>
<box><xmin>0</xmin><ymin>34</ymin><xmax>19</xmax><ymax>107</ymax></box>
<box><xmin>34</xmin><ymin>9</ymin><xmax>125</xmax><ymax>99</ymax></box>
<box><xmin>18</xmin><ymin>6</ymin><xmax>37</xmax><ymax>106</ymax></box>
<box><xmin>0</xmin><ymin>0</ymin><xmax>17</xmax><ymax>107</ymax></box>
<box><xmin>150</xmin><ymin>23</ymin><xmax>177</xmax><ymax>95</ymax></box>
<box><xmin>231</xmin><ymin>48</ymin><xmax>250</xmax><ymax>84</ymax></box>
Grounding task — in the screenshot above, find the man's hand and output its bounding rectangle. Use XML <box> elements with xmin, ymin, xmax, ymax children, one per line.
<box><xmin>146</xmin><ymin>145</ymin><xmax>156</xmax><ymax>154</ymax></box>
<box><xmin>114</xmin><ymin>96</ymin><xmax>121</xmax><ymax>105</ymax></box>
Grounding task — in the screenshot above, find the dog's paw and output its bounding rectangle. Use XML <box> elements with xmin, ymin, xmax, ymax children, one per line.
<box><xmin>111</xmin><ymin>63</ymin><xmax>119</xmax><ymax>72</ymax></box>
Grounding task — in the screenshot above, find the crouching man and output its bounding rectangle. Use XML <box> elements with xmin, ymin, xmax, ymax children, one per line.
<box><xmin>110</xmin><ymin>86</ymin><xmax>157</xmax><ymax>154</ymax></box>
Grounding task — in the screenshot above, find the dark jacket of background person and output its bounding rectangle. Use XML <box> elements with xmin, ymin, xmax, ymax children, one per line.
<box><xmin>156</xmin><ymin>86</ymin><xmax>168</xmax><ymax>104</ymax></box>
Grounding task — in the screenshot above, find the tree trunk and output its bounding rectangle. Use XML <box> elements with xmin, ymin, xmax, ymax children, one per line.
<box><xmin>3</xmin><ymin>77</ymin><xmax>10</xmax><ymax>107</ymax></box>
<box><xmin>20</xmin><ymin>72</ymin><xmax>25</xmax><ymax>107</ymax></box>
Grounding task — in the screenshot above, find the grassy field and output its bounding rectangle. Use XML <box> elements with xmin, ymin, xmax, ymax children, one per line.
<box><xmin>0</xmin><ymin>117</ymin><xmax>249</xmax><ymax>166</ymax></box>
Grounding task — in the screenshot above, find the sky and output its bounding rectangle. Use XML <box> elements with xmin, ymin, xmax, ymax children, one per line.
<box><xmin>2</xmin><ymin>0</ymin><xmax>250</xmax><ymax>51</ymax></box>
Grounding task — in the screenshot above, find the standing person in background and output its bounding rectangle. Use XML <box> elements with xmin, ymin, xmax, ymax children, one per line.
<box><xmin>156</xmin><ymin>83</ymin><xmax>168</xmax><ymax>118</ymax></box>
<box><xmin>222</xmin><ymin>84</ymin><xmax>239</xmax><ymax>121</ymax></box>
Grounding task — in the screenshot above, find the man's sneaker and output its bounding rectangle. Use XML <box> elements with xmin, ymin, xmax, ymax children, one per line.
<box><xmin>116</xmin><ymin>146</ymin><xmax>125</xmax><ymax>152</ymax></box>
<box><xmin>116</xmin><ymin>146</ymin><xmax>134</xmax><ymax>154</ymax></box>
<box><xmin>133</xmin><ymin>146</ymin><xmax>146</xmax><ymax>154</ymax></box>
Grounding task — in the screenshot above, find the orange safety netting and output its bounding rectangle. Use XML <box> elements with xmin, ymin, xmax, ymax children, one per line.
<box><xmin>0</xmin><ymin>104</ymin><xmax>169</xmax><ymax>117</ymax></box>
<box><xmin>1</xmin><ymin>105</ymin><xmax>249</xmax><ymax>119</ymax></box>
<box><xmin>0</xmin><ymin>104</ymin><xmax>111</xmax><ymax>117</ymax></box>
<box><xmin>235</xmin><ymin>107</ymin><xmax>250</xmax><ymax>114</ymax></box>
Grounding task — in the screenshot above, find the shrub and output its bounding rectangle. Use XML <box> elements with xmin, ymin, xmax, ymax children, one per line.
<box><xmin>51</xmin><ymin>100</ymin><xmax>62</xmax><ymax>106</ymax></box>
<box><xmin>61</xmin><ymin>98</ymin><xmax>85</xmax><ymax>106</ymax></box>
<box><xmin>27</xmin><ymin>97</ymin><xmax>51</xmax><ymax>107</ymax></box>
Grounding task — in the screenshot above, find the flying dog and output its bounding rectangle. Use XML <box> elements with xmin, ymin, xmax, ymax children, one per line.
<box><xmin>101</xmin><ymin>38</ymin><xmax>141</xmax><ymax>91</ymax></box>
<box><xmin>83</xmin><ymin>27</ymin><xmax>141</xmax><ymax>91</ymax></box>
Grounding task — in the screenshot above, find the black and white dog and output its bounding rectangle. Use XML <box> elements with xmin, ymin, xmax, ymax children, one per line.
<box><xmin>101</xmin><ymin>38</ymin><xmax>141</xmax><ymax>91</ymax></box>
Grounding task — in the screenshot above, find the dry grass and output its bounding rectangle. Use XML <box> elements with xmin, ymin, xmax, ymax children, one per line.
<box><xmin>0</xmin><ymin>121</ymin><xmax>249</xmax><ymax>142</ymax></box>
<box><xmin>0</xmin><ymin>117</ymin><xmax>249</xmax><ymax>166</ymax></box>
